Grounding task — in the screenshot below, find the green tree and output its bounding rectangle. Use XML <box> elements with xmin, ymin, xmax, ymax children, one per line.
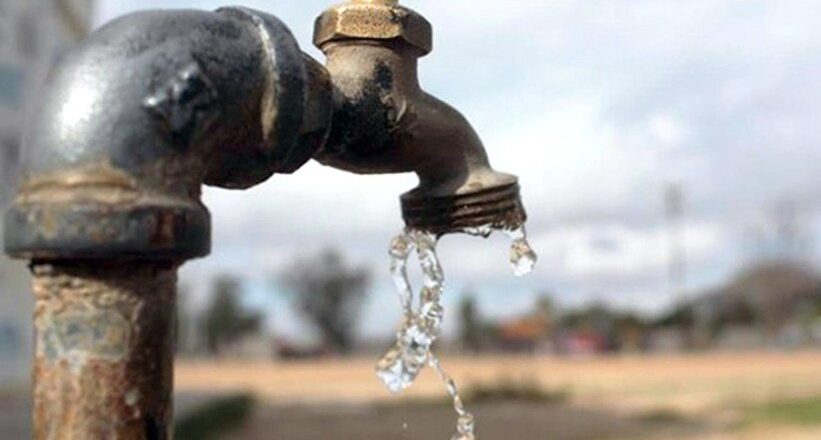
<box><xmin>203</xmin><ymin>276</ymin><xmax>262</xmax><ymax>356</ymax></box>
<box><xmin>459</xmin><ymin>294</ymin><xmax>482</xmax><ymax>352</ymax></box>
<box><xmin>282</xmin><ymin>250</ymin><xmax>370</xmax><ymax>354</ymax></box>
<box><xmin>535</xmin><ymin>295</ymin><xmax>554</xmax><ymax>322</ymax></box>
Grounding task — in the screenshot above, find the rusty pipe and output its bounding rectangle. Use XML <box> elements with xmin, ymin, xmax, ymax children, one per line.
<box><xmin>313</xmin><ymin>0</ymin><xmax>527</xmax><ymax>235</ymax></box>
<box><xmin>31</xmin><ymin>262</ymin><xmax>176</xmax><ymax>439</ymax></box>
<box><xmin>4</xmin><ymin>7</ymin><xmax>330</xmax><ymax>439</ymax></box>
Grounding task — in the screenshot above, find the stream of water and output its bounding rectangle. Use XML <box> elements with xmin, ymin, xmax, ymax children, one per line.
<box><xmin>376</xmin><ymin>225</ymin><xmax>537</xmax><ymax>439</ymax></box>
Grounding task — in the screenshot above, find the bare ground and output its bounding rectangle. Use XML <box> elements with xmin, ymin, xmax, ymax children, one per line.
<box><xmin>176</xmin><ymin>351</ymin><xmax>821</xmax><ymax>410</ymax></box>
<box><xmin>176</xmin><ymin>351</ymin><xmax>821</xmax><ymax>439</ymax></box>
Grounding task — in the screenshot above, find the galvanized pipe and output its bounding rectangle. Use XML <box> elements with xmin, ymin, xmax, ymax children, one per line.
<box><xmin>31</xmin><ymin>262</ymin><xmax>176</xmax><ymax>439</ymax></box>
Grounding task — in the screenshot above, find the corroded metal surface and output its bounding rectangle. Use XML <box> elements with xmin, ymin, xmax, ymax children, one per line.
<box><xmin>31</xmin><ymin>263</ymin><xmax>176</xmax><ymax>440</ymax></box>
<box><xmin>5</xmin><ymin>203</ymin><xmax>210</xmax><ymax>262</ymax></box>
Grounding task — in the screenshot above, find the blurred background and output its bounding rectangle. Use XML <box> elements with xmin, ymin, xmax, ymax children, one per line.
<box><xmin>2</xmin><ymin>0</ymin><xmax>821</xmax><ymax>439</ymax></box>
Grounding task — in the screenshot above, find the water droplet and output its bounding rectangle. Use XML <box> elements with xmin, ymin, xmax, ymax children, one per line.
<box><xmin>509</xmin><ymin>239</ymin><xmax>537</xmax><ymax>276</ymax></box>
<box><xmin>463</xmin><ymin>224</ymin><xmax>494</xmax><ymax>238</ymax></box>
<box><xmin>376</xmin><ymin>344</ymin><xmax>410</xmax><ymax>393</ymax></box>
<box><xmin>506</xmin><ymin>226</ymin><xmax>538</xmax><ymax>276</ymax></box>
<box><xmin>452</xmin><ymin>413</ymin><xmax>477</xmax><ymax>440</ymax></box>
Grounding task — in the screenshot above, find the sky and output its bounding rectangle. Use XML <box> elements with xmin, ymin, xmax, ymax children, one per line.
<box><xmin>92</xmin><ymin>0</ymin><xmax>821</xmax><ymax>342</ymax></box>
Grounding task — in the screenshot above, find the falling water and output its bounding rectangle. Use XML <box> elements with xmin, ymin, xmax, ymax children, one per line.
<box><xmin>376</xmin><ymin>224</ymin><xmax>537</xmax><ymax>439</ymax></box>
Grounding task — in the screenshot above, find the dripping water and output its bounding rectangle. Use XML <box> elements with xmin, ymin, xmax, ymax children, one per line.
<box><xmin>506</xmin><ymin>226</ymin><xmax>538</xmax><ymax>276</ymax></box>
<box><xmin>376</xmin><ymin>224</ymin><xmax>537</xmax><ymax>439</ymax></box>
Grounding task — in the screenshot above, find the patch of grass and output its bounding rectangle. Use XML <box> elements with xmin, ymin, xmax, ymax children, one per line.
<box><xmin>638</xmin><ymin>408</ymin><xmax>687</xmax><ymax>424</ymax></box>
<box><xmin>175</xmin><ymin>393</ymin><xmax>256</xmax><ymax>440</ymax></box>
<box><xmin>463</xmin><ymin>377</ymin><xmax>569</xmax><ymax>404</ymax></box>
<box><xmin>746</xmin><ymin>395</ymin><xmax>821</xmax><ymax>426</ymax></box>
<box><xmin>379</xmin><ymin>377</ymin><xmax>569</xmax><ymax>410</ymax></box>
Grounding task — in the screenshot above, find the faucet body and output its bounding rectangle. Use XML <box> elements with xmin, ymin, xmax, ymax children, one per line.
<box><xmin>313</xmin><ymin>0</ymin><xmax>525</xmax><ymax>233</ymax></box>
<box><xmin>3</xmin><ymin>1</ymin><xmax>527</xmax><ymax>438</ymax></box>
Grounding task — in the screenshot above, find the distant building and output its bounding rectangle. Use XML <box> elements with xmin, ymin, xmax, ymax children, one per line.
<box><xmin>555</xmin><ymin>331</ymin><xmax>608</xmax><ymax>356</ymax></box>
<box><xmin>0</xmin><ymin>0</ymin><xmax>94</xmax><ymax>386</ymax></box>
<box><xmin>498</xmin><ymin>316</ymin><xmax>550</xmax><ymax>353</ymax></box>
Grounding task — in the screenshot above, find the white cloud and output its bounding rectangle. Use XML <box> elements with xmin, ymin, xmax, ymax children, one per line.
<box><xmin>529</xmin><ymin>222</ymin><xmax>724</xmax><ymax>279</ymax></box>
<box><xmin>648</xmin><ymin>114</ymin><xmax>687</xmax><ymax>149</ymax></box>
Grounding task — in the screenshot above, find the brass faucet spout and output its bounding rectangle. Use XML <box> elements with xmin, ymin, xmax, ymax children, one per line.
<box><xmin>313</xmin><ymin>1</ymin><xmax>526</xmax><ymax>235</ymax></box>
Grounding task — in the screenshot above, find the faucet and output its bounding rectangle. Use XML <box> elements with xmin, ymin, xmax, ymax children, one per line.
<box><xmin>3</xmin><ymin>1</ymin><xmax>526</xmax><ymax>438</ymax></box>
<box><xmin>313</xmin><ymin>0</ymin><xmax>526</xmax><ymax>234</ymax></box>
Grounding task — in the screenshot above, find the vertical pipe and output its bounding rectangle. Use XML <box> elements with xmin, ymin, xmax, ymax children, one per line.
<box><xmin>30</xmin><ymin>262</ymin><xmax>177</xmax><ymax>440</ymax></box>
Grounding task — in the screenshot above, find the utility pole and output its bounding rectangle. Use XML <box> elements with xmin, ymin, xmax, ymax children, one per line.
<box><xmin>665</xmin><ymin>183</ymin><xmax>713</xmax><ymax>347</ymax></box>
<box><xmin>664</xmin><ymin>183</ymin><xmax>705</xmax><ymax>346</ymax></box>
<box><xmin>664</xmin><ymin>183</ymin><xmax>687</xmax><ymax>303</ymax></box>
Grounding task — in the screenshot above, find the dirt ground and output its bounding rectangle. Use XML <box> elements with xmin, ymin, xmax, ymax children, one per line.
<box><xmin>176</xmin><ymin>351</ymin><xmax>821</xmax><ymax>439</ymax></box>
<box><xmin>233</xmin><ymin>401</ymin><xmax>703</xmax><ymax>440</ymax></box>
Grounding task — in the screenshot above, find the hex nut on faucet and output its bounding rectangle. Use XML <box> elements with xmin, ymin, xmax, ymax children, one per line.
<box><xmin>314</xmin><ymin>0</ymin><xmax>433</xmax><ymax>55</ymax></box>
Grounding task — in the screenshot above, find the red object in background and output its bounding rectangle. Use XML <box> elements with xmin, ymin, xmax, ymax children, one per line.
<box><xmin>558</xmin><ymin>332</ymin><xmax>607</xmax><ymax>356</ymax></box>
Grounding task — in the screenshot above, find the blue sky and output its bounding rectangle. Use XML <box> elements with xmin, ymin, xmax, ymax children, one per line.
<box><xmin>94</xmin><ymin>0</ymin><xmax>821</xmax><ymax>341</ymax></box>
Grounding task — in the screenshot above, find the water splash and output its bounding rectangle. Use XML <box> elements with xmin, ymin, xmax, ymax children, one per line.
<box><xmin>377</xmin><ymin>224</ymin><xmax>537</xmax><ymax>439</ymax></box>
<box><xmin>377</xmin><ymin>230</ymin><xmax>444</xmax><ymax>392</ymax></box>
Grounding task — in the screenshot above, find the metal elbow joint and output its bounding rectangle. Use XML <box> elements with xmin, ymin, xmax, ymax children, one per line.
<box><xmin>4</xmin><ymin>7</ymin><xmax>331</xmax><ymax>261</ymax></box>
<box><xmin>313</xmin><ymin>0</ymin><xmax>526</xmax><ymax>235</ymax></box>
